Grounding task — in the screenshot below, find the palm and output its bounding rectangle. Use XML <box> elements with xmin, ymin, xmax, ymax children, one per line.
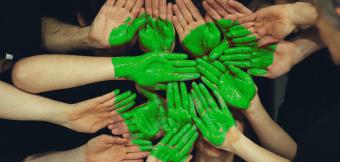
<box><xmin>168</xmin><ymin>109</ymin><xmax>191</xmax><ymax>124</ymax></box>
<box><xmin>200</xmin><ymin>110</ymin><xmax>228</xmax><ymax>146</ymax></box>
<box><xmin>86</xmin><ymin>137</ymin><xmax>126</xmax><ymax>162</ymax></box>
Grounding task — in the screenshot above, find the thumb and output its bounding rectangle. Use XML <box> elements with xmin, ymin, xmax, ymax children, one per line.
<box><xmin>258</xmin><ymin>36</ymin><xmax>279</xmax><ymax>47</ymax></box>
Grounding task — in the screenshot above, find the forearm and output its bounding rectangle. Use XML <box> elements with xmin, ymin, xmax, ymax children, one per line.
<box><xmin>225</xmin><ymin>130</ymin><xmax>290</xmax><ymax>162</ymax></box>
<box><xmin>0</xmin><ymin>81</ymin><xmax>69</xmax><ymax>125</ymax></box>
<box><xmin>12</xmin><ymin>55</ymin><xmax>115</xmax><ymax>93</ymax></box>
<box><xmin>243</xmin><ymin>95</ymin><xmax>296</xmax><ymax>160</ymax></box>
<box><xmin>289</xmin><ymin>2</ymin><xmax>318</xmax><ymax>26</ymax></box>
<box><xmin>24</xmin><ymin>146</ymin><xmax>85</xmax><ymax>162</ymax></box>
<box><xmin>41</xmin><ymin>17</ymin><xmax>93</xmax><ymax>52</ymax></box>
<box><xmin>290</xmin><ymin>28</ymin><xmax>325</xmax><ymax>65</ymax></box>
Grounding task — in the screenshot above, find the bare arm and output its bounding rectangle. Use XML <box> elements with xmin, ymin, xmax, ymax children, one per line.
<box><xmin>12</xmin><ymin>55</ymin><xmax>115</xmax><ymax>93</ymax></box>
<box><xmin>24</xmin><ymin>147</ymin><xmax>85</xmax><ymax>162</ymax></box>
<box><xmin>41</xmin><ymin>17</ymin><xmax>94</xmax><ymax>53</ymax></box>
<box><xmin>242</xmin><ymin>94</ymin><xmax>296</xmax><ymax>160</ymax></box>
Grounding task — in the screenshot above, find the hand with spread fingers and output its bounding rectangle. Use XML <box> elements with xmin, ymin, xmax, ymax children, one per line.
<box><xmin>89</xmin><ymin>0</ymin><xmax>146</xmax><ymax>48</ymax></box>
<box><xmin>111</xmin><ymin>52</ymin><xmax>200</xmax><ymax>90</ymax></box>
<box><xmin>167</xmin><ymin>82</ymin><xmax>192</xmax><ymax>127</ymax></box>
<box><xmin>147</xmin><ymin>124</ymin><xmax>198</xmax><ymax>162</ymax></box>
<box><xmin>190</xmin><ymin>82</ymin><xmax>236</xmax><ymax>147</ymax></box>
<box><xmin>84</xmin><ymin>135</ymin><xmax>152</xmax><ymax>162</ymax></box>
<box><xmin>66</xmin><ymin>89</ymin><xmax>135</xmax><ymax>133</ymax></box>
<box><xmin>173</xmin><ymin>0</ymin><xmax>221</xmax><ymax>57</ymax></box>
<box><xmin>139</xmin><ymin>0</ymin><xmax>176</xmax><ymax>52</ymax></box>
<box><xmin>196</xmin><ymin>58</ymin><xmax>256</xmax><ymax>109</ymax></box>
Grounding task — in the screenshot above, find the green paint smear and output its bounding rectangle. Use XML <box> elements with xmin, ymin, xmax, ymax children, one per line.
<box><xmin>139</xmin><ymin>15</ymin><xmax>175</xmax><ymax>52</ymax></box>
<box><xmin>108</xmin><ymin>16</ymin><xmax>146</xmax><ymax>47</ymax></box>
<box><xmin>182</xmin><ymin>22</ymin><xmax>222</xmax><ymax>57</ymax></box>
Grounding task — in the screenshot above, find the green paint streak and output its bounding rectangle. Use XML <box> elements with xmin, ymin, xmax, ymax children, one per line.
<box><xmin>111</xmin><ymin>52</ymin><xmax>200</xmax><ymax>89</ymax></box>
<box><xmin>108</xmin><ymin>16</ymin><xmax>146</xmax><ymax>47</ymax></box>
<box><xmin>139</xmin><ymin>15</ymin><xmax>175</xmax><ymax>52</ymax></box>
<box><xmin>190</xmin><ymin>82</ymin><xmax>236</xmax><ymax>146</ymax></box>
<box><xmin>182</xmin><ymin>22</ymin><xmax>222</xmax><ymax>57</ymax></box>
<box><xmin>151</xmin><ymin>124</ymin><xmax>198</xmax><ymax>162</ymax></box>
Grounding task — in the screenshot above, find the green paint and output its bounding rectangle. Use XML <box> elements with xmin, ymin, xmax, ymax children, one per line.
<box><xmin>182</xmin><ymin>22</ymin><xmax>222</xmax><ymax>57</ymax></box>
<box><xmin>111</xmin><ymin>52</ymin><xmax>200</xmax><ymax>89</ymax></box>
<box><xmin>197</xmin><ymin>59</ymin><xmax>256</xmax><ymax>109</ymax></box>
<box><xmin>209</xmin><ymin>40</ymin><xmax>230</xmax><ymax>60</ymax></box>
<box><xmin>167</xmin><ymin>82</ymin><xmax>192</xmax><ymax>127</ymax></box>
<box><xmin>108</xmin><ymin>16</ymin><xmax>146</xmax><ymax>47</ymax></box>
<box><xmin>139</xmin><ymin>15</ymin><xmax>175</xmax><ymax>52</ymax></box>
<box><xmin>131</xmin><ymin>139</ymin><xmax>153</xmax><ymax>151</ymax></box>
<box><xmin>112</xmin><ymin>90</ymin><xmax>136</xmax><ymax>113</ymax></box>
<box><xmin>190</xmin><ymin>82</ymin><xmax>236</xmax><ymax>146</ymax></box>
<box><xmin>151</xmin><ymin>124</ymin><xmax>198</xmax><ymax>162</ymax></box>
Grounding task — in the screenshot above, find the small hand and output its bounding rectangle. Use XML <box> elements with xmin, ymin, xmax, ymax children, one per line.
<box><xmin>112</xmin><ymin>52</ymin><xmax>200</xmax><ymax>89</ymax></box>
<box><xmin>89</xmin><ymin>0</ymin><xmax>145</xmax><ymax>48</ymax></box>
<box><xmin>173</xmin><ymin>0</ymin><xmax>221</xmax><ymax>57</ymax></box>
<box><xmin>197</xmin><ymin>58</ymin><xmax>256</xmax><ymax>109</ymax></box>
<box><xmin>167</xmin><ymin>82</ymin><xmax>192</xmax><ymax>126</ymax></box>
<box><xmin>190</xmin><ymin>82</ymin><xmax>236</xmax><ymax>146</ymax></box>
<box><xmin>147</xmin><ymin>124</ymin><xmax>198</xmax><ymax>162</ymax></box>
<box><xmin>139</xmin><ymin>0</ymin><xmax>175</xmax><ymax>52</ymax></box>
<box><xmin>84</xmin><ymin>135</ymin><xmax>152</xmax><ymax>162</ymax></box>
<box><xmin>66</xmin><ymin>90</ymin><xmax>135</xmax><ymax>133</ymax></box>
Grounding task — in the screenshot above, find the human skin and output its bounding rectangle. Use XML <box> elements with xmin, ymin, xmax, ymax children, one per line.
<box><xmin>12</xmin><ymin>52</ymin><xmax>199</xmax><ymax>93</ymax></box>
<box><xmin>173</xmin><ymin>0</ymin><xmax>221</xmax><ymax>57</ymax></box>
<box><xmin>146</xmin><ymin>124</ymin><xmax>198</xmax><ymax>162</ymax></box>
<box><xmin>139</xmin><ymin>0</ymin><xmax>175</xmax><ymax>52</ymax></box>
<box><xmin>0</xmin><ymin>81</ymin><xmax>135</xmax><ymax>133</ymax></box>
<box><xmin>24</xmin><ymin>135</ymin><xmax>151</xmax><ymax>162</ymax></box>
<box><xmin>196</xmin><ymin>58</ymin><xmax>256</xmax><ymax>109</ymax></box>
<box><xmin>189</xmin><ymin>83</ymin><xmax>290</xmax><ymax>162</ymax></box>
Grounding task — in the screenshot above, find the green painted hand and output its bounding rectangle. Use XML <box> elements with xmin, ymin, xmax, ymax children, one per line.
<box><xmin>130</xmin><ymin>139</ymin><xmax>154</xmax><ymax>152</ymax></box>
<box><xmin>149</xmin><ymin>124</ymin><xmax>198</xmax><ymax>162</ymax></box>
<box><xmin>112</xmin><ymin>90</ymin><xmax>137</xmax><ymax>113</ymax></box>
<box><xmin>167</xmin><ymin>82</ymin><xmax>192</xmax><ymax>127</ymax></box>
<box><xmin>139</xmin><ymin>15</ymin><xmax>175</xmax><ymax>52</ymax></box>
<box><xmin>111</xmin><ymin>52</ymin><xmax>200</xmax><ymax>89</ymax></box>
<box><xmin>182</xmin><ymin>22</ymin><xmax>222</xmax><ymax>57</ymax></box>
<box><xmin>197</xmin><ymin>58</ymin><xmax>256</xmax><ymax>109</ymax></box>
<box><xmin>190</xmin><ymin>82</ymin><xmax>236</xmax><ymax>146</ymax></box>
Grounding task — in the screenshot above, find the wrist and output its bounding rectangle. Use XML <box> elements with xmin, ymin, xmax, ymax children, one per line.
<box><xmin>111</xmin><ymin>56</ymin><xmax>139</xmax><ymax>79</ymax></box>
<box><xmin>290</xmin><ymin>2</ymin><xmax>318</xmax><ymax>26</ymax></box>
<box><xmin>242</xmin><ymin>94</ymin><xmax>263</xmax><ymax>118</ymax></box>
<box><xmin>220</xmin><ymin>126</ymin><xmax>242</xmax><ymax>152</ymax></box>
<box><xmin>49</xmin><ymin>104</ymin><xmax>70</xmax><ymax>128</ymax></box>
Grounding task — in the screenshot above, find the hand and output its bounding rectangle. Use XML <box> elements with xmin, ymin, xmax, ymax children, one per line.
<box><xmin>195</xmin><ymin>136</ymin><xmax>234</xmax><ymax>162</ymax></box>
<box><xmin>147</xmin><ymin>124</ymin><xmax>198</xmax><ymax>162</ymax></box>
<box><xmin>109</xmin><ymin>88</ymin><xmax>164</xmax><ymax>140</ymax></box>
<box><xmin>190</xmin><ymin>82</ymin><xmax>236</xmax><ymax>147</ymax></box>
<box><xmin>65</xmin><ymin>90</ymin><xmax>135</xmax><ymax>133</ymax></box>
<box><xmin>197</xmin><ymin>58</ymin><xmax>256</xmax><ymax>109</ymax></box>
<box><xmin>253</xmin><ymin>4</ymin><xmax>297</xmax><ymax>46</ymax></box>
<box><xmin>88</xmin><ymin>0</ymin><xmax>145</xmax><ymax>48</ymax></box>
<box><xmin>173</xmin><ymin>0</ymin><xmax>221</xmax><ymax>57</ymax></box>
<box><xmin>84</xmin><ymin>135</ymin><xmax>152</xmax><ymax>162</ymax></box>
<box><xmin>167</xmin><ymin>82</ymin><xmax>192</xmax><ymax>127</ymax></box>
<box><xmin>111</xmin><ymin>52</ymin><xmax>200</xmax><ymax>90</ymax></box>
<box><xmin>139</xmin><ymin>0</ymin><xmax>175</xmax><ymax>52</ymax></box>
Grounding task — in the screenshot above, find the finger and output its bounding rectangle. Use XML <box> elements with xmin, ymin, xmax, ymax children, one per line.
<box><xmin>121</xmin><ymin>160</ymin><xmax>144</xmax><ymax>162</ymax></box>
<box><xmin>180</xmin><ymin>132</ymin><xmax>198</xmax><ymax>154</ymax></box>
<box><xmin>124</xmin><ymin>152</ymin><xmax>150</xmax><ymax>160</ymax></box>
<box><xmin>176</xmin><ymin>0</ymin><xmax>194</xmax><ymax>23</ymax></box>
<box><xmin>168</xmin><ymin>124</ymin><xmax>192</xmax><ymax>146</ymax></box>
<box><xmin>131</xmin><ymin>0</ymin><xmax>144</xmax><ymax>18</ymax></box>
<box><xmin>105</xmin><ymin>0</ymin><xmax>115</xmax><ymax>6</ymax></box>
<box><xmin>167</xmin><ymin>3</ymin><xmax>173</xmax><ymax>22</ymax></box>
<box><xmin>212</xmin><ymin>90</ymin><xmax>228</xmax><ymax>110</ymax></box>
<box><xmin>223</xmin><ymin>46</ymin><xmax>254</xmax><ymax>54</ymax></box>
<box><xmin>209</xmin><ymin>41</ymin><xmax>229</xmax><ymax>60</ymax></box>
<box><xmin>173</xmin><ymin>4</ymin><xmax>188</xmax><ymax>28</ymax></box>
<box><xmin>198</xmin><ymin>83</ymin><xmax>219</xmax><ymax>110</ymax></box>
<box><xmin>197</xmin><ymin>65</ymin><xmax>220</xmax><ymax>84</ymax></box>
<box><xmin>201</xmin><ymin>76</ymin><xmax>219</xmax><ymax>92</ymax></box>
<box><xmin>152</xmin><ymin>0</ymin><xmax>159</xmax><ymax>18</ymax></box>
<box><xmin>228</xmin><ymin>65</ymin><xmax>252</xmax><ymax>80</ymax></box>
<box><xmin>115</xmin><ymin>0</ymin><xmax>127</xmax><ymax>7</ymax></box>
<box><xmin>159</xmin><ymin>128</ymin><xmax>177</xmax><ymax>145</ymax></box>
<box><xmin>240</xmin><ymin>22</ymin><xmax>254</xmax><ymax>29</ymax></box>
<box><xmin>180</xmin><ymin>82</ymin><xmax>189</xmax><ymax>110</ymax></box>
<box><xmin>176</xmin><ymin>125</ymin><xmax>197</xmax><ymax>149</ymax></box>
<box><xmin>92</xmin><ymin>119</ymin><xmax>115</xmax><ymax>132</ymax></box>
<box><xmin>145</xmin><ymin>0</ymin><xmax>153</xmax><ymax>16</ymax></box>
<box><xmin>173</xmin><ymin>16</ymin><xmax>185</xmax><ymax>40</ymax></box>
<box><xmin>248</xmin><ymin>68</ymin><xmax>268</xmax><ymax>76</ymax></box>
<box><xmin>110</xmin><ymin>114</ymin><xmax>124</xmax><ymax>123</ymax></box>
<box><xmin>111</xmin><ymin>126</ymin><xmax>130</xmax><ymax>135</ymax></box>
<box><xmin>191</xmin><ymin>88</ymin><xmax>205</xmax><ymax>116</ymax></box>
<box><xmin>171</xmin><ymin>60</ymin><xmax>197</xmax><ymax>67</ymax></box>
<box><xmin>206</xmin><ymin>0</ymin><xmax>228</xmax><ymax>17</ymax></box>
<box><xmin>171</xmin><ymin>73</ymin><xmax>200</xmax><ymax>81</ymax></box>
<box><xmin>114</xmin><ymin>91</ymin><xmax>132</xmax><ymax>104</ymax></box>
<box><xmin>227</xmin><ymin>29</ymin><xmax>252</xmax><ymax>38</ymax></box>
<box><xmin>204</xmin><ymin>56</ymin><xmax>227</xmax><ymax>72</ymax></box>
<box><xmin>189</xmin><ymin>94</ymin><xmax>197</xmax><ymax>118</ymax></box>
<box><xmin>220</xmin><ymin>54</ymin><xmax>251</xmax><ymax>61</ymax></box>
<box><xmin>238</xmin><ymin>13</ymin><xmax>255</xmax><ymax>24</ymax></box>
<box><xmin>196</xmin><ymin>58</ymin><xmax>223</xmax><ymax>77</ymax></box>
<box><xmin>125</xmin><ymin>0</ymin><xmax>136</xmax><ymax>10</ymax></box>
<box><xmin>257</xmin><ymin>36</ymin><xmax>280</xmax><ymax>47</ymax></box>
<box><xmin>205</xmin><ymin>14</ymin><xmax>214</xmax><ymax>23</ymax></box>
<box><xmin>202</xmin><ymin>1</ymin><xmax>222</xmax><ymax>20</ymax></box>
<box><xmin>172</xmin><ymin>82</ymin><xmax>181</xmax><ymax>110</ymax></box>
<box><xmin>192</xmin><ymin>82</ymin><xmax>209</xmax><ymax>111</ymax></box>
<box><xmin>192</xmin><ymin>116</ymin><xmax>209</xmax><ymax>137</ymax></box>
<box><xmin>184</xmin><ymin>0</ymin><xmax>204</xmax><ymax>21</ymax></box>
<box><xmin>167</xmin><ymin>82</ymin><xmax>175</xmax><ymax>110</ymax></box>
<box><xmin>159</xmin><ymin>0</ymin><xmax>167</xmax><ymax>19</ymax></box>
<box><xmin>232</xmin><ymin>35</ymin><xmax>257</xmax><ymax>44</ymax></box>
<box><xmin>153</xmin><ymin>83</ymin><xmax>168</xmax><ymax>90</ymax></box>
<box><xmin>114</xmin><ymin>93</ymin><xmax>137</xmax><ymax>108</ymax></box>
<box><xmin>102</xmin><ymin>135</ymin><xmax>129</xmax><ymax>144</ymax></box>
<box><xmin>137</xmin><ymin>7</ymin><xmax>146</xmax><ymax>17</ymax></box>
<box><xmin>116</xmin><ymin>101</ymin><xmax>135</xmax><ymax>113</ymax></box>
<box><xmin>234</xmin><ymin>41</ymin><xmax>257</xmax><ymax>47</ymax></box>
<box><xmin>224</xmin><ymin>60</ymin><xmax>250</xmax><ymax>68</ymax></box>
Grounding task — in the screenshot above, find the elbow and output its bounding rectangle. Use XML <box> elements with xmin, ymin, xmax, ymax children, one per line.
<box><xmin>12</xmin><ymin>60</ymin><xmax>41</xmax><ymax>93</ymax></box>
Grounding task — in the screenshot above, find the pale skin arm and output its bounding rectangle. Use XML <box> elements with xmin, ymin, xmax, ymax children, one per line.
<box><xmin>242</xmin><ymin>94</ymin><xmax>296</xmax><ymax>160</ymax></box>
<box><xmin>41</xmin><ymin>17</ymin><xmax>94</xmax><ymax>53</ymax></box>
<box><xmin>24</xmin><ymin>147</ymin><xmax>85</xmax><ymax>162</ymax></box>
<box><xmin>12</xmin><ymin>55</ymin><xmax>115</xmax><ymax>93</ymax></box>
